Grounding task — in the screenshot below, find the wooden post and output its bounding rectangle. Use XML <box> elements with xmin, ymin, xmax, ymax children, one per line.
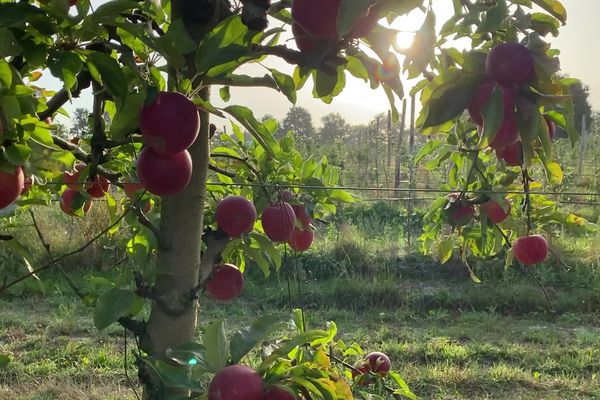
<box><xmin>579</xmin><ymin>114</ymin><xmax>587</xmax><ymax>176</ymax></box>
<box><xmin>408</xmin><ymin>94</ymin><xmax>416</xmax><ymax>214</ymax></box>
<box><xmin>394</xmin><ymin>99</ymin><xmax>407</xmax><ymax>194</ymax></box>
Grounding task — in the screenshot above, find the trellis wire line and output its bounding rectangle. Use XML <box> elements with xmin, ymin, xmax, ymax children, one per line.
<box><xmin>204</xmin><ymin>181</ymin><xmax>600</xmax><ymax>198</ymax></box>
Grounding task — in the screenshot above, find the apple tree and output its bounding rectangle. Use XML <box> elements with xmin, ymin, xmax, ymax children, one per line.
<box><xmin>0</xmin><ymin>0</ymin><xmax>585</xmax><ymax>398</ymax></box>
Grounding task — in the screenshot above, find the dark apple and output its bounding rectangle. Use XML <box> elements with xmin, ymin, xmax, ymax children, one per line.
<box><xmin>215</xmin><ymin>196</ymin><xmax>257</xmax><ymax>238</ymax></box>
<box><xmin>496</xmin><ymin>142</ymin><xmax>523</xmax><ymax>167</ymax></box>
<box><xmin>485</xmin><ymin>43</ymin><xmax>535</xmax><ymax>85</ymax></box>
<box><xmin>287</xmin><ymin>227</ymin><xmax>314</xmax><ymax>252</ymax></box>
<box><xmin>489</xmin><ymin>112</ymin><xmax>519</xmax><ymax>150</ymax></box>
<box><xmin>264</xmin><ymin>386</ymin><xmax>297</xmax><ymax>400</ymax></box>
<box><xmin>208</xmin><ymin>365</ymin><xmax>264</xmax><ymax>400</ymax></box>
<box><xmin>60</xmin><ymin>189</ymin><xmax>92</xmax><ymax>216</ymax></box>
<box><xmin>513</xmin><ymin>235</ymin><xmax>548</xmax><ymax>266</ymax></box>
<box><xmin>545</xmin><ymin>115</ymin><xmax>556</xmax><ymax>139</ymax></box>
<box><xmin>86</xmin><ymin>175</ymin><xmax>110</xmax><ymax>198</ymax></box>
<box><xmin>291</xmin><ymin>0</ymin><xmax>340</xmax><ymax>38</ymax></box>
<box><xmin>292</xmin><ymin>23</ymin><xmax>318</xmax><ymax>53</ymax></box>
<box><xmin>480</xmin><ymin>199</ymin><xmax>511</xmax><ymax>224</ymax></box>
<box><xmin>205</xmin><ymin>263</ymin><xmax>244</xmax><ymax>301</ymax></box>
<box><xmin>262</xmin><ymin>202</ymin><xmax>296</xmax><ymax>242</ymax></box>
<box><xmin>364</xmin><ymin>351</ymin><xmax>391</xmax><ymax>375</ymax></box>
<box><xmin>136</xmin><ymin>147</ymin><xmax>193</xmax><ymax>196</ymax></box>
<box><xmin>63</xmin><ymin>163</ymin><xmax>86</xmax><ymax>190</ymax></box>
<box><xmin>0</xmin><ymin>166</ymin><xmax>24</xmax><ymax>209</ymax></box>
<box><xmin>139</xmin><ymin>92</ymin><xmax>200</xmax><ymax>155</ymax></box>
<box><xmin>444</xmin><ymin>194</ymin><xmax>474</xmax><ymax>227</ymax></box>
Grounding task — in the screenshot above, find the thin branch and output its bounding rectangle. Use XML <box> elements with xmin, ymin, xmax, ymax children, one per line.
<box><xmin>209</xmin><ymin>163</ymin><xmax>236</xmax><ymax>178</ymax></box>
<box><xmin>204</xmin><ymin>74</ymin><xmax>279</xmax><ymax>90</ymax></box>
<box><xmin>39</xmin><ymin>72</ymin><xmax>93</xmax><ymax>121</ymax></box>
<box><xmin>52</xmin><ymin>135</ymin><xmax>121</xmax><ymax>181</ymax></box>
<box><xmin>0</xmin><ymin>207</ymin><xmax>132</xmax><ymax>293</ymax></box>
<box><xmin>548</xmin><ymin>246</ymin><xmax>571</xmax><ymax>272</ymax></box>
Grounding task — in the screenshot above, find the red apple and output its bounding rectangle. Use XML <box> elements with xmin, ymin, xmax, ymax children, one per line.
<box><xmin>364</xmin><ymin>352</ymin><xmax>391</xmax><ymax>375</ymax></box>
<box><xmin>205</xmin><ymin>263</ymin><xmax>244</xmax><ymax>301</ymax></box>
<box><xmin>444</xmin><ymin>194</ymin><xmax>474</xmax><ymax>227</ymax></box>
<box><xmin>63</xmin><ymin>163</ymin><xmax>86</xmax><ymax>190</ymax></box>
<box><xmin>287</xmin><ymin>227</ymin><xmax>314</xmax><ymax>252</ymax></box>
<box><xmin>545</xmin><ymin>115</ymin><xmax>556</xmax><ymax>139</ymax></box>
<box><xmin>469</xmin><ymin>82</ymin><xmax>515</xmax><ymax>127</ymax></box>
<box><xmin>0</xmin><ymin>166</ymin><xmax>24</xmax><ymax>209</ymax></box>
<box><xmin>513</xmin><ymin>235</ymin><xmax>548</xmax><ymax>266</ymax></box>
<box><xmin>215</xmin><ymin>196</ymin><xmax>257</xmax><ymax>237</ymax></box>
<box><xmin>485</xmin><ymin>43</ymin><xmax>535</xmax><ymax>85</ymax></box>
<box><xmin>291</xmin><ymin>0</ymin><xmax>340</xmax><ymax>38</ymax></box>
<box><xmin>290</xmin><ymin>204</ymin><xmax>312</xmax><ymax>228</ymax></box>
<box><xmin>264</xmin><ymin>386</ymin><xmax>297</xmax><ymax>400</ymax></box>
<box><xmin>208</xmin><ymin>365</ymin><xmax>264</xmax><ymax>400</ymax></box>
<box><xmin>60</xmin><ymin>189</ymin><xmax>92</xmax><ymax>216</ymax></box>
<box><xmin>262</xmin><ymin>202</ymin><xmax>296</xmax><ymax>242</ymax></box>
<box><xmin>352</xmin><ymin>364</ymin><xmax>373</xmax><ymax>386</ymax></box>
<box><xmin>489</xmin><ymin>112</ymin><xmax>519</xmax><ymax>150</ymax></box>
<box><xmin>86</xmin><ymin>175</ymin><xmax>110</xmax><ymax>198</ymax></box>
<box><xmin>279</xmin><ymin>190</ymin><xmax>295</xmax><ymax>202</ymax></box>
<box><xmin>292</xmin><ymin>23</ymin><xmax>318</xmax><ymax>53</ymax></box>
<box><xmin>136</xmin><ymin>147</ymin><xmax>193</xmax><ymax>196</ymax></box>
<box><xmin>496</xmin><ymin>142</ymin><xmax>523</xmax><ymax>167</ymax></box>
<box><xmin>480</xmin><ymin>199</ymin><xmax>511</xmax><ymax>224</ymax></box>
<box><xmin>139</xmin><ymin>92</ymin><xmax>200</xmax><ymax>155</ymax></box>
<box><xmin>123</xmin><ymin>182</ymin><xmax>146</xmax><ymax>199</ymax></box>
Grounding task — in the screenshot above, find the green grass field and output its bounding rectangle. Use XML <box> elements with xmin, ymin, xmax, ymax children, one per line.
<box><xmin>2</xmin><ymin>202</ymin><xmax>600</xmax><ymax>399</ymax></box>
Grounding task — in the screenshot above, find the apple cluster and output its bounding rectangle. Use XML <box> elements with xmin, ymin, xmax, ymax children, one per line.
<box><xmin>291</xmin><ymin>0</ymin><xmax>380</xmax><ymax>53</ymax></box>
<box><xmin>469</xmin><ymin>43</ymin><xmax>556</xmax><ymax>167</ymax></box>
<box><xmin>215</xmin><ymin>194</ymin><xmax>315</xmax><ymax>251</ymax></box>
<box><xmin>60</xmin><ymin>162</ymin><xmax>111</xmax><ymax>216</ymax></box>
<box><xmin>443</xmin><ymin>193</ymin><xmax>548</xmax><ymax>265</ymax></box>
<box><xmin>137</xmin><ymin>92</ymin><xmax>199</xmax><ymax>196</ymax></box>
<box><xmin>207</xmin><ymin>351</ymin><xmax>393</xmax><ymax>400</ymax></box>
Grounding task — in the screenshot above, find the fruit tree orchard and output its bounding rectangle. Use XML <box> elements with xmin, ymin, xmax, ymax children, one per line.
<box><xmin>0</xmin><ymin>0</ymin><xmax>591</xmax><ymax>399</ymax></box>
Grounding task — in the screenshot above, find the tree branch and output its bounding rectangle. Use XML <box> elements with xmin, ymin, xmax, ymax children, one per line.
<box><xmin>204</xmin><ymin>74</ymin><xmax>279</xmax><ymax>90</ymax></box>
<box><xmin>52</xmin><ymin>135</ymin><xmax>121</xmax><ymax>181</ymax></box>
<box><xmin>208</xmin><ymin>163</ymin><xmax>236</xmax><ymax>178</ymax></box>
<box><xmin>38</xmin><ymin>71</ymin><xmax>93</xmax><ymax>121</ymax></box>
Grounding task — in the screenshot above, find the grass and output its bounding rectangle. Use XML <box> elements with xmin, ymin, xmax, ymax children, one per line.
<box><xmin>3</xmin><ymin>201</ymin><xmax>600</xmax><ymax>399</ymax></box>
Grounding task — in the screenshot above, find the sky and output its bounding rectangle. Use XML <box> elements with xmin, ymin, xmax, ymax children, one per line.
<box><xmin>42</xmin><ymin>0</ymin><xmax>599</xmax><ymax>128</ymax></box>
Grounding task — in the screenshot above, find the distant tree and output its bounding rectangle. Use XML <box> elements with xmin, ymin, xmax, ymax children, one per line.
<box><xmin>261</xmin><ymin>114</ymin><xmax>275</xmax><ymax>122</ymax></box>
<box><xmin>69</xmin><ymin>108</ymin><xmax>90</xmax><ymax>138</ymax></box>
<box><xmin>319</xmin><ymin>113</ymin><xmax>350</xmax><ymax>142</ymax></box>
<box><xmin>279</xmin><ymin>107</ymin><xmax>315</xmax><ymax>139</ymax></box>
<box><xmin>571</xmin><ymin>82</ymin><xmax>593</xmax><ymax>134</ymax></box>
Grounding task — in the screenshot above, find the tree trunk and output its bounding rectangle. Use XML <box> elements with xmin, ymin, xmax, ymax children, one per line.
<box><xmin>143</xmin><ymin>88</ymin><xmax>211</xmax><ymax>399</ymax></box>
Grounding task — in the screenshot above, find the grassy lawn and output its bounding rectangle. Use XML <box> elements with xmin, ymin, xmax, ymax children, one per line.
<box><xmin>2</xmin><ymin>275</ymin><xmax>600</xmax><ymax>400</ymax></box>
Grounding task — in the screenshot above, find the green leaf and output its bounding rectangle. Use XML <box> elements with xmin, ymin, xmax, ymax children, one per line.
<box><xmin>437</xmin><ymin>238</ymin><xmax>454</xmax><ymax>264</ymax></box>
<box><xmin>167</xmin><ymin>342</ymin><xmax>211</xmax><ymax>370</ymax></box>
<box><xmin>0</xmin><ymin>354</ymin><xmax>11</xmax><ymax>369</ymax></box>
<box><xmin>414</xmin><ymin>139</ymin><xmax>442</xmax><ymax>164</ymax></box>
<box><xmin>336</xmin><ymin>0</ymin><xmax>377</xmax><ymax>37</ymax></box>
<box><xmin>195</xmin><ymin>16</ymin><xmax>260</xmax><ymax>75</ymax></box>
<box><xmin>478</xmin><ymin>85</ymin><xmax>504</xmax><ymax>148</ymax></box>
<box><xmin>0</xmin><ymin>59</ymin><xmax>12</xmax><ymax>88</ymax></box>
<box><xmin>531</xmin><ymin>0</ymin><xmax>567</xmax><ymax>24</ymax></box>
<box><xmin>329</xmin><ymin>189</ymin><xmax>356</xmax><ymax>203</ymax></box>
<box><xmin>3</xmin><ymin>144</ymin><xmax>31</xmax><ymax>165</ymax></box>
<box><xmin>87</xmin><ymin>52</ymin><xmax>129</xmax><ymax>104</ymax></box>
<box><xmin>222</xmin><ymin>105</ymin><xmax>280</xmax><ymax>156</ymax></box>
<box><xmin>270</xmin><ymin>69</ymin><xmax>296</xmax><ymax>104</ymax></box>
<box><xmin>48</xmin><ymin>51</ymin><xmax>82</xmax><ymax>91</ymax></box>
<box><xmin>219</xmin><ymin>86</ymin><xmax>231</xmax><ymax>102</ymax></box>
<box><xmin>204</xmin><ymin>320</ymin><xmax>229</xmax><ymax>371</ymax></box>
<box><xmin>93</xmin><ymin>288</ymin><xmax>135</xmax><ymax>330</ymax></box>
<box><xmin>477</xmin><ymin>0</ymin><xmax>507</xmax><ymax>33</ymax></box>
<box><xmin>419</xmin><ymin>77</ymin><xmax>477</xmax><ymax>129</ymax></box>
<box><xmin>109</xmin><ymin>90</ymin><xmax>145</xmax><ymax>139</ymax></box>
<box><xmin>230</xmin><ymin>315</ymin><xmax>284</xmax><ymax>364</ymax></box>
